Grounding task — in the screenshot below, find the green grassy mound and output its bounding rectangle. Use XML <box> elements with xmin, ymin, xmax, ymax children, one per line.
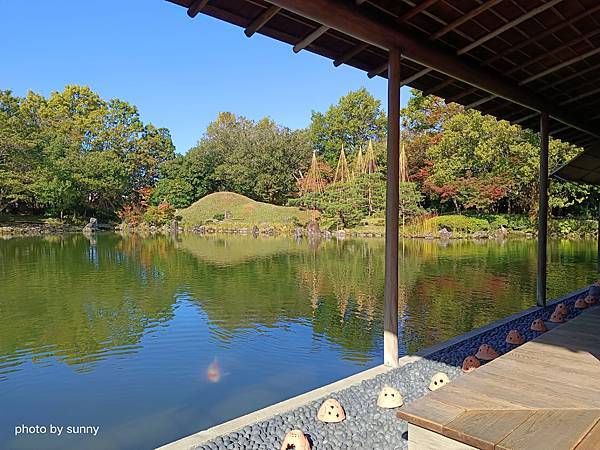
<box><xmin>177</xmin><ymin>192</ymin><xmax>312</xmax><ymax>228</ymax></box>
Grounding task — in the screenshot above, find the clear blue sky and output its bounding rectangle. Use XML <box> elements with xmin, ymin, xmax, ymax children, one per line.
<box><xmin>1</xmin><ymin>0</ymin><xmax>410</xmax><ymax>153</ymax></box>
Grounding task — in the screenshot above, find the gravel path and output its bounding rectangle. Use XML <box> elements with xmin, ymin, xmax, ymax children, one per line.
<box><xmin>195</xmin><ymin>287</ymin><xmax>593</xmax><ymax>450</ymax></box>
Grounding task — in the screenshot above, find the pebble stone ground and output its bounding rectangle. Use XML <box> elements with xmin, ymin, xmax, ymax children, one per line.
<box><xmin>194</xmin><ymin>288</ymin><xmax>593</xmax><ymax>450</ymax></box>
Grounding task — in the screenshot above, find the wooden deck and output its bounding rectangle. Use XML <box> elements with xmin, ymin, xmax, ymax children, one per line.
<box><xmin>397</xmin><ymin>304</ymin><xmax>600</xmax><ymax>450</ymax></box>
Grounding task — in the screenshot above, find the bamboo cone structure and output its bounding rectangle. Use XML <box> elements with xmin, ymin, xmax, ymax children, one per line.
<box><xmin>353</xmin><ymin>146</ymin><xmax>365</xmax><ymax>177</ymax></box>
<box><xmin>364</xmin><ymin>139</ymin><xmax>377</xmax><ymax>216</ymax></box>
<box><xmin>365</xmin><ymin>139</ymin><xmax>377</xmax><ymax>174</ymax></box>
<box><xmin>334</xmin><ymin>144</ymin><xmax>351</xmax><ymax>183</ymax></box>
<box><xmin>301</xmin><ymin>150</ymin><xmax>324</xmax><ymax>222</ymax></box>
<box><xmin>303</xmin><ymin>150</ymin><xmax>324</xmax><ymax>195</ymax></box>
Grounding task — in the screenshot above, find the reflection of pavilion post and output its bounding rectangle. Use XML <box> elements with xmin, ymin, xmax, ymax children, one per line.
<box><xmin>384</xmin><ymin>48</ymin><xmax>400</xmax><ymax>368</ymax></box>
<box><xmin>399</xmin><ymin>142</ymin><xmax>408</xmax><ymax>234</ymax></box>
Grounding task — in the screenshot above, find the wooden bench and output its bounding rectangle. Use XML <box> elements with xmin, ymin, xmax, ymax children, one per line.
<box><xmin>397</xmin><ymin>305</ymin><xmax>600</xmax><ymax>450</ymax></box>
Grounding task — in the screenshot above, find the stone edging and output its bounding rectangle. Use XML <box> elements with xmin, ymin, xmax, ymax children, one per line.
<box><xmin>156</xmin><ymin>286</ymin><xmax>589</xmax><ymax>450</ymax></box>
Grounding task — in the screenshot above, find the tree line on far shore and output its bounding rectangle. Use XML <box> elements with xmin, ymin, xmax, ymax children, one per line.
<box><xmin>1</xmin><ymin>85</ymin><xmax>597</xmax><ymax>229</ymax></box>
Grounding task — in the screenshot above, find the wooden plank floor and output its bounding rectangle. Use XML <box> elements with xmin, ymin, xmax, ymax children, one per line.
<box><xmin>397</xmin><ymin>304</ymin><xmax>600</xmax><ymax>450</ymax></box>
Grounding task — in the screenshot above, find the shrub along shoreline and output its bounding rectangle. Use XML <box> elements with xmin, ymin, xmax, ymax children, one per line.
<box><xmin>1</xmin><ymin>211</ymin><xmax>598</xmax><ymax>240</ymax></box>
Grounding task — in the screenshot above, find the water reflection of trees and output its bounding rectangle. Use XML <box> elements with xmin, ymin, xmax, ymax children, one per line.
<box><xmin>0</xmin><ymin>235</ymin><xmax>596</xmax><ymax>375</ymax></box>
<box><xmin>0</xmin><ymin>234</ymin><xmax>178</xmax><ymax>374</ymax></box>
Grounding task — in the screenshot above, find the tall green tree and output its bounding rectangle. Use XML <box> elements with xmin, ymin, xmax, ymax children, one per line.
<box><xmin>309</xmin><ymin>88</ymin><xmax>387</xmax><ymax>166</ymax></box>
<box><xmin>0</xmin><ymin>86</ymin><xmax>175</xmax><ymax>218</ymax></box>
<box><xmin>159</xmin><ymin>112</ymin><xmax>312</xmax><ymax>207</ymax></box>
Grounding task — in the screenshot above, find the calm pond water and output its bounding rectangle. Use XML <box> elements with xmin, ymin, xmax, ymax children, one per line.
<box><xmin>0</xmin><ymin>233</ymin><xmax>598</xmax><ymax>449</ymax></box>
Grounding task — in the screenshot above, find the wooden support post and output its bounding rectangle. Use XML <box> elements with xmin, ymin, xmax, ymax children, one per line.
<box><xmin>384</xmin><ymin>48</ymin><xmax>401</xmax><ymax>368</ymax></box>
<box><xmin>537</xmin><ymin>111</ymin><xmax>549</xmax><ymax>307</ymax></box>
<box><xmin>597</xmin><ymin>203</ymin><xmax>600</xmax><ymax>273</ymax></box>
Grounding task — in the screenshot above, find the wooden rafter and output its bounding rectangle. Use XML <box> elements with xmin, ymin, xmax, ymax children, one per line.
<box><xmin>457</xmin><ymin>0</ymin><xmax>564</xmax><ymax>55</ymax></box>
<box><xmin>506</xmin><ymin>29</ymin><xmax>600</xmax><ymax>77</ymax></box>
<box><xmin>520</xmin><ymin>47</ymin><xmax>600</xmax><ymax>85</ymax></box>
<box><xmin>399</xmin><ymin>0</ymin><xmax>440</xmax><ymax>22</ymax></box>
<box><xmin>429</xmin><ymin>0</ymin><xmax>504</xmax><ymax>41</ymax></box>
<box><xmin>367</xmin><ymin>62</ymin><xmax>388</xmax><ymax>78</ymax></box>
<box><xmin>422</xmin><ymin>78</ymin><xmax>454</xmax><ymax>96</ymax></box>
<box><xmin>293</xmin><ymin>24</ymin><xmax>329</xmax><ymax>53</ymax></box>
<box><xmin>187</xmin><ymin>0</ymin><xmax>209</xmax><ymax>18</ymax></box>
<box><xmin>333</xmin><ymin>42</ymin><xmax>369</xmax><ymax>67</ymax></box>
<box><xmin>539</xmin><ymin>61</ymin><xmax>600</xmax><ymax>92</ymax></box>
<box><xmin>484</xmin><ymin>4</ymin><xmax>600</xmax><ymax>66</ymax></box>
<box><xmin>560</xmin><ymin>86</ymin><xmax>600</xmax><ymax>106</ymax></box>
<box><xmin>401</xmin><ymin>68</ymin><xmax>431</xmax><ymax>86</ymax></box>
<box><xmin>465</xmin><ymin>94</ymin><xmax>496</xmax><ymax>109</ymax></box>
<box><xmin>245</xmin><ymin>5</ymin><xmax>281</xmax><ymax>37</ymax></box>
<box><xmin>512</xmin><ymin>112</ymin><xmax>538</xmax><ymax>124</ymax></box>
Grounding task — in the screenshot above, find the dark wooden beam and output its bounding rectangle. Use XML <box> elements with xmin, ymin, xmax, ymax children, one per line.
<box><xmin>512</xmin><ymin>112</ymin><xmax>538</xmax><ymax>124</ymax></box>
<box><xmin>401</xmin><ymin>67</ymin><xmax>431</xmax><ymax>86</ymax></box>
<box><xmin>293</xmin><ymin>24</ymin><xmax>329</xmax><ymax>53</ymax></box>
<box><xmin>384</xmin><ymin>47</ymin><xmax>401</xmax><ymax>368</ymax></box>
<box><xmin>484</xmin><ymin>4</ymin><xmax>600</xmax><ymax>66</ymax></box>
<box><xmin>430</xmin><ymin>0</ymin><xmax>504</xmax><ymax>41</ymax></box>
<box><xmin>367</xmin><ymin>62</ymin><xmax>388</xmax><ymax>78</ymax></box>
<box><xmin>187</xmin><ymin>0</ymin><xmax>209</xmax><ymax>18</ymax></box>
<box><xmin>422</xmin><ymin>78</ymin><xmax>454</xmax><ymax>96</ymax></box>
<box><xmin>520</xmin><ymin>47</ymin><xmax>600</xmax><ymax>85</ymax></box>
<box><xmin>266</xmin><ymin>0</ymin><xmax>599</xmax><ymax>139</ymax></box>
<box><xmin>333</xmin><ymin>42</ymin><xmax>369</xmax><ymax>67</ymax></box>
<box><xmin>457</xmin><ymin>0</ymin><xmax>563</xmax><ymax>55</ymax></box>
<box><xmin>560</xmin><ymin>86</ymin><xmax>600</xmax><ymax>106</ymax></box>
<box><xmin>245</xmin><ymin>5</ymin><xmax>281</xmax><ymax>37</ymax></box>
<box><xmin>506</xmin><ymin>29</ymin><xmax>600</xmax><ymax>77</ymax></box>
<box><xmin>451</xmin><ymin>86</ymin><xmax>478</xmax><ymax>102</ymax></box>
<box><xmin>539</xmin><ymin>61</ymin><xmax>600</xmax><ymax>92</ymax></box>
<box><xmin>399</xmin><ymin>0</ymin><xmax>439</xmax><ymax>22</ymax></box>
<box><xmin>465</xmin><ymin>94</ymin><xmax>495</xmax><ymax>109</ymax></box>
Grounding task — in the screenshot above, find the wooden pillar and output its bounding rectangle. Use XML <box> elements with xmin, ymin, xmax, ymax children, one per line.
<box><xmin>384</xmin><ymin>48</ymin><xmax>401</xmax><ymax>367</ymax></box>
<box><xmin>537</xmin><ymin>111</ymin><xmax>549</xmax><ymax>307</ymax></box>
<box><xmin>597</xmin><ymin>203</ymin><xmax>600</xmax><ymax>273</ymax></box>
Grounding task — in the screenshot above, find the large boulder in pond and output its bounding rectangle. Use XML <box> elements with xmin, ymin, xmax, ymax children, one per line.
<box><xmin>82</xmin><ymin>218</ymin><xmax>98</xmax><ymax>233</ymax></box>
<box><xmin>306</xmin><ymin>220</ymin><xmax>321</xmax><ymax>236</ymax></box>
<box><xmin>494</xmin><ymin>226</ymin><xmax>508</xmax><ymax>240</ymax></box>
<box><xmin>439</xmin><ymin>228</ymin><xmax>452</xmax><ymax>240</ymax></box>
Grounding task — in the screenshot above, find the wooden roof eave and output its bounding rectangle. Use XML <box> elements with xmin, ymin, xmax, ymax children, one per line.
<box><xmin>166</xmin><ymin>0</ymin><xmax>600</xmax><ymax>148</ymax></box>
<box><xmin>264</xmin><ymin>0</ymin><xmax>598</xmax><ymax>140</ymax></box>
